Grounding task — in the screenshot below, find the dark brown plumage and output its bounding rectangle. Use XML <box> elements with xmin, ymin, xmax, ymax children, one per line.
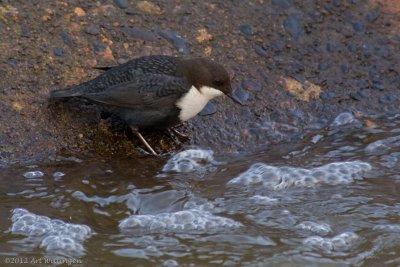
<box><xmin>50</xmin><ymin>55</ymin><xmax>236</xmax><ymax>155</ymax></box>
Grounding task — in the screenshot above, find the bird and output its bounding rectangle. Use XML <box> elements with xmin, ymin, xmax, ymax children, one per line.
<box><xmin>50</xmin><ymin>55</ymin><xmax>238</xmax><ymax>156</ymax></box>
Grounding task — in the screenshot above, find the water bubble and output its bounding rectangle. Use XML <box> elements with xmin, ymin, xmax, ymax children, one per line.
<box><xmin>23</xmin><ymin>171</ymin><xmax>44</xmax><ymax>178</ymax></box>
<box><xmin>296</xmin><ymin>221</ymin><xmax>332</xmax><ymax>236</ymax></box>
<box><xmin>228</xmin><ymin>161</ymin><xmax>371</xmax><ymax>189</ymax></box>
<box><xmin>52</xmin><ymin>172</ymin><xmax>65</xmax><ymax>178</ymax></box>
<box><xmin>162</xmin><ymin>149</ymin><xmax>215</xmax><ymax>173</ymax></box>
<box><xmin>10</xmin><ymin>208</ymin><xmax>92</xmax><ymax>257</ymax></box>
<box><xmin>119</xmin><ymin>209</ymin><xmax>242</xmax><ymax>233</ymax></box>
<box><xmin>303</xmin><ymin>232</ymin><xmax>359</xmax><ymax>252</ymax></box>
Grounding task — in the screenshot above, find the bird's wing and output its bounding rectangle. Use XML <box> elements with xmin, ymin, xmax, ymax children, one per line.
<box><xmin>83</xmin><ymin>73</ymin><xmax>191</xmax><ymax>109</ymax></box>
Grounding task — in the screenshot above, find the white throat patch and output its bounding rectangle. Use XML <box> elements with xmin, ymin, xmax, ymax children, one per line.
<box><xmin>176</xmin><ymin>86</ymin><xmax>223</xmax><ymax>121</ymax></box>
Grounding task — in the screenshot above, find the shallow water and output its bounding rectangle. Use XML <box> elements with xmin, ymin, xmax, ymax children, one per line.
<box><xmin>1</xmin><ymin>113</ymin><xmax>400</xmax><ymax>266</ymax></box>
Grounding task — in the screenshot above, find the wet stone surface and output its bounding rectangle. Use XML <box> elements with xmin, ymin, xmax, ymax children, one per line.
<box><xmin>0</xmin><ymin>0</ymin><xmax>399</xmax><ymax>164</ymax></box>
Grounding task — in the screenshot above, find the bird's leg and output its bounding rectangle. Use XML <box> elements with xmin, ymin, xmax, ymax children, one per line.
<box><xmin>130</xmin><ymin>127</ymin><xmax>158</xmax><ymax>156</ymax></box>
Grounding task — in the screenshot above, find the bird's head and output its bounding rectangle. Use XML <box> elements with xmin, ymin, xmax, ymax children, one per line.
<box><xmin>178</xmin><ymin>58</ymin><xmax>240</xmax><ymax>104</ymax></box>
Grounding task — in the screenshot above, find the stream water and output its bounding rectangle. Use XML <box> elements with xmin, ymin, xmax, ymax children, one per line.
<box><xmin>1</xmin><ymin>113</ymin><xmax>400</xmax><ymax>266</ymax></box>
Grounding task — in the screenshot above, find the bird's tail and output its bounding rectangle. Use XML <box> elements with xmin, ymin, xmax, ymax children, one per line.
<box><xmin>49</xmin><ymin>86</ymin><xmax>84</xmax><ymax>98</ymax></box>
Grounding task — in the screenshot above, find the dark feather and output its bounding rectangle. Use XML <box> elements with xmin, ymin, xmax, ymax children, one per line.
<box><xmin>93</xmin><ymin>66</ymin><xmax>115</xmax><ymax>71</ymax></box>
<box><xmin>83</xmin><ymin>73</ymin><xmax>191</xmax><ymax>109</ymax></box>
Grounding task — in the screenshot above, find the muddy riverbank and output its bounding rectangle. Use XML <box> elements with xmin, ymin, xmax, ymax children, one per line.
<box><xmin>0</xmin><ymin>0</ymin><xmax>399</xmax><ymax>164</ymax></box>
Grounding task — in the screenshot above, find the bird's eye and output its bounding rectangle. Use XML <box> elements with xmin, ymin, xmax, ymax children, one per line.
<box><xmin>213</xmin><ymin>79</ymin><xmax>224</xmax><ymax>86</ymax></box>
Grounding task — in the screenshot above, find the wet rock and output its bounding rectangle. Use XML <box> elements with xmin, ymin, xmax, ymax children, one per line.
<box><xmin>284</xmin><ymin>78</ymin><xmax>321</xmax><ymax>101</ymax></box>
<box><xmin>365</xmin><ymin>135</ymin><xmax>400</xmax><ymax>155</ymax></box>
<box><xmin>125</xmin><ymin>27</ymin><xmax>160</xmax><ymax>41</ymax></box>
<box><xmin>318</xmin><ymin>61</ymin><xmax>329</xmax><ymax>71</ymax></box>
<box><xmin>7</xmin><ymin>59</ymin><xmax>18</xmax><ymax>68</ymax></box>
<box><xmin>113</xmin><ymin>0</ymin><xmax>129</xmax><ymax>9</ymax></box>
<box><xmin>332</xmin><ymin>0</ymin><xmax>342</xmax><ymax>7</ymax></box>
<box><xmin>98</xmin><ymin>46</ymin><xmax>114</xmax><ymax>61</ymax></box>
<box><xmin>352</xmin><ymin>21</ymin><xmax>364</xmax><ymax>32</ymax></box>
<box><xmin>361</xmin><ymin>43</ymin><xmax>371</xmax><ymax>53</ymax></box>
<box><xmin>375</xmin><ymin>47</ymin><xmax>389</xmax><ymax>57</ymax></box>
<box><xmin>290</xmin><ymin>62</ymin><xmax>305</xmax><ymax>72</ymax></box>
<box><xmin>59</xmin><ymin>31</ymin><xmax>74</xmax><ymax>47</ymax></box>
<box><xmin>199</xmin><ymin>102</ymin><xmax>217</xmax><ymax>116</ymax></box>
<box><xmin>356</xmin><ymin>80</ymin><xmax>369</xmax><ymax>89</ymax></box>
<box><xmin>74</xmin><ymin>7</ymin><xmax>86</xmax><ymax>17</ymax></box>
<box><xmin>326</xmin><ymin>42</ymin><xmax>336</xmax><ymax>52</ymax></box>
<box><xmin>53</xmin><ymin>47</ymin><xmax>64</xmax><ymax>57</ymax></box>
<box><xmin>283</xmin><ymin>14</ymin><xmax>303</xmax><ymax>40</ymax></box>
<box><xmin>92</xmin><ymin>41</ymin><xmax>107</xmax><ymax>52</ymax></box>
<box><xmin>330</xmin><ymin>112</ymin><xmax>356</xmax><ymax>127</ymax></box>
<box><xmin>271</xmin><ymin>0</ymin><xmax>292</xmax><ymax>8</ymax></box>
<box><xmin>85</xmin><ymin>23</ymin><xmax>100</xmax><ymax>35</ymax></box>
<box><xmin>379</xmin><ymin>95</ymin><xmax>395</xmax><ymax>104</ymax></box>
<box><xmin>319</xmin><ymin>91</ymin><xmax>336</xmax><ymax>100</ymax></box>
<box><xmin>254</xmin><ymin>45</ymin><xmax>268</xmax><ymax>57</ymax></box>
<box><xmin>349</xmin><ymin>90</ymin><xmax>368</xmax><ymax>101</ymax></box>
<box><xmin>372</xmin><ymin>82</ymin><xmax>385</xmax><ymax>91</ymax></box>
<box><xmin>242</xmin><ymin>79</ymin><xmax>262</xmax><ymax>92</ymax></box>
<box><xmin>270</xmin><ymin>40</ymin><xmax>285</xmax><ymax>52</ymax></box>
<box><xmin>124</xmin><ymin>8</ymin><xmax>137</xmax><ymax>15</ymax></box>
<box><xmin>196</xmin><ymin>28</ymin><xmax>212</xmax><ymax>43</ymax></box>
<box><xmin>340</xmin><ymin>65</ymin><xmax>349</xmax><ymax>74</ymax></box>
<box><xmin>232</xmin><ymin>88</ymin><xmax>250</xmax><ymax>105</ymax></box>
<box><xmin>137</xmin><ymin>1</ymin><xmax>161</xmax><ymax>15</ymax></box>
<box><xmin>0</xmin><ymin>151</ymin><xmax>11</xmax><ymax>160</ymax></box>
<box><xmin>20</xmin><ymin>23</ymin><xmax>30</xmax><ymax>38</ymax></box>
<box><xmin>159</xmin><ymin>30</ymin><xmax>189</xmax><ymax>54</ymax></box>
<box><xmin>287</xmin><ymin>73</ymin><xmax>305</xmax><ymax>83</ymax></box>
<box><xmin>95</xmin><ymin>4</ymin><xmax>116</xmax><ymax>16</ymax></box>
<box><xmin>239</xmin><ymin>24</ymin><xmax>253</xmax><ymax>35</ymax></box>
<box><xmin>368</xmin><ymin>65</ymin><xmax>379</xmax><ymax>77</ymax></box>
<box><xmin>366</xmin><ymin>11</ymin><xmax>379</xmax><ymax>22</ymax></box>
<box><xmin>311</xmin><ymin>134</ymin><xmax>324</xmax><ymax>143</ymax></box>
<box><xmin>371</xmin><ymin>74</ymin><xmax>382</xmax><ymax>83</ymax></box>
<box><xmin>311</xmin><ymin>119</ymin><xmax>330</xmax><ymax>130</ymax></box>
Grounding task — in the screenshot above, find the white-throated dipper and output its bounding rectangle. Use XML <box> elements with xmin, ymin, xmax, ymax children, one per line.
<box><xmin>50</xmin><ymin>55</ymin><xmax>238</xmax><ymax>155</ymax></box>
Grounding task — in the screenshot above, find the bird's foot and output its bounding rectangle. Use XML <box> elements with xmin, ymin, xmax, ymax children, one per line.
<box><xmin>130</xmin><ymin>127</ymin><xmax>158</xmax><ymax>156</ymax></box>
<box><xmin>168</xmin><ymin>127</ymin><xmax>189</xmax><ymax>141</ymax></box>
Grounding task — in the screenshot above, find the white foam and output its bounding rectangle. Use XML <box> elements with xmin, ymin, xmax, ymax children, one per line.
<box><xmin>250</xmin><ymin>195</ymin><xmax>279</xmax><ymax>205</ymax></box>
<box><xmin>10</xmin><ymin>208</ymin><xmax>92</xmax><ymax>257</ymax></box>
<box><xmin>296</xmin><ymin>221</ymin><xmax>332</xmax><ymax>236</ymax></box>
<box><xmin>373</xmin><ymin>224</ymin><xmax>400</xmax><ymax>232</ymax></box>
<box><xmin>23</xmin><ymin>171</ymin><xmax>44</xmax><ymax>178</ymax></box>
<box><xmin>52</xmin><ymin>172</ymin><xmax>65</xmax><ymax>178</ymax></box>
<box><xmin>228</xmin><ymin>161</ymin><xmax>372</xmax><ymax>190</ymax></box>
<box><xmin>119</xmin><ymin>209</ymin><xmax>242</xmax><ymax>233</ymax></box>
<box><xmin>303</xmin><ymin>232</ymin><xmax>359</xmax><ymax>252</ymax></box>
<box><xmin>162</xmin><ymin>149</ymin><xmax>215</xmax><ymax>173</ymax></box>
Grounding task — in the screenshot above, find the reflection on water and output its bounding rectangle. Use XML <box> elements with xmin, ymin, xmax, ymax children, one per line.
<box><xmin>1</xmin><ymin>113</ymin><xmax>400</xmax><ymax>266</ymax></box>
